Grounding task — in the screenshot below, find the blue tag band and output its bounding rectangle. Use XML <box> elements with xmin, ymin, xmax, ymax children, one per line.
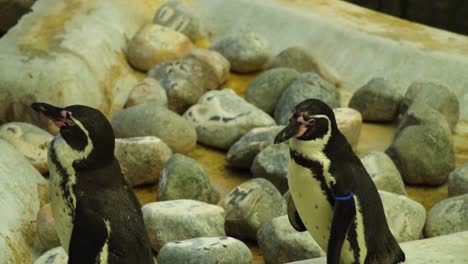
<box><xmin>335</xmin><ymin>192</ymin><xmax>354</xmax><ymax>201</ymax></box>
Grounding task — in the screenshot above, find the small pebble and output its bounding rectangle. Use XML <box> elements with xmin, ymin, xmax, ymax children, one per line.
<box><xmin>125</xmin><ymin>78</ymin><xmax>168</xmax><ymax>108</ymax></box>
<box><xmin>251</xmin><ymin>143</ymin><xmax>289</xmax><ymax>194</ymax></box>
<box><xmin>448</xmin><ymin>163</ymin><xmax>468</xmax><ymax>197</ymax></box>
<box><xmin>33</xmin><ymin>247</ymin><xmax>67</xmax><ymax>264</ymax></box>
<box><xmin>36</xmin><ymin>204</ymin><xmax>60</xmax><ymax>252</ymax></box>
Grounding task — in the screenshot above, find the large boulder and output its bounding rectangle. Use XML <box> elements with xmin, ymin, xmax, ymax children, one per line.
<box><xmin>424</xmin><ymin>194</ymin><xmax>468</xmax><ymax>238</ymax></box>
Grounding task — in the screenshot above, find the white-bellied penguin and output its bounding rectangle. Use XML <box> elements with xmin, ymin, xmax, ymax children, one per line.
<box><xmin>274</xmin><ymin>99</ymin><xmax>405</xmax><ymax>264</ymax></box>
<box><xmin>32</xmin><ymin>102</ymin><xmax>154</xmax><ymax>264</ymax></box>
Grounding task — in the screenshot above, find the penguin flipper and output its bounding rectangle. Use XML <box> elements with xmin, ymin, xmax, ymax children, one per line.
<box><xmin>327</xmin><ymin>197</ymin><xmax>356</xmax><ymax>264</ymax></box>
<box><xmin>68</xmin><ymin>207</ymin><xmax>108</xmax><ymax>264</ymax></box>
<box><xmin>285</xmin><ymin>191</ymin><xmax>307</xmax><ymax>232</ymax></box>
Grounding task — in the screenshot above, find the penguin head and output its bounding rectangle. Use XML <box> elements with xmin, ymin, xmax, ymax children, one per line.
<box><xmin>274</xmin><ymin>99</ymin><xmax>337</xmax><ymax>144</ymax></box>
<box><xmin>31</xmin><ymin>102</ymin><xmax>115</xmax><ymax>163</ymax></box>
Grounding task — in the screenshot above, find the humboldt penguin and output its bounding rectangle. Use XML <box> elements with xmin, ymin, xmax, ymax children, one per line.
<box><xmin>274</xmin><ymin>99</ymin><xmax>405</xmax><ymax>264</ymax></box>
<box><xmin>32</xmin><ymin>102</ymin><xmax>154</xmax><ymax>264</ymax></box>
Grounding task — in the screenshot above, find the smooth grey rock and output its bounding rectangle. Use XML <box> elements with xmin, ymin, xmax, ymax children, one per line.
<box><xmin>424</xmin><ymin>194</ymin><xmax>468</xmax><ymax>238</ymax></box>
<box><xmin>112</xmin><ymin>103</ymin><xmax>197</xmax><ymax>153</ymax></box>
<box><xmin>400</xmin><ymin>81</ymin><xmax>460</xmax><ymax>130</ymax></box>
<box><xmin>274</xmin><ymin>73</ymin><xmax>340</xmax><ymax>125</ymax></box>
<box><xmin>148</xmin><ymin>55</ymin><xmax>220</xmax><ymax>114</ymax></box>
<box><xmin>153</xmin><ymin>0</ymin><xmax>204</xmax><ymax>41</ymax></box>
<box><xmin>461</xmin><ymin>94</ymin><xmax>468</xmax><ymax>121</ymax></box>
<box><xmin>226</xmin><ymin>126</ymin><xmax>284</xmax><ymax>169</ymax></box>
<box><xmin>361</xmin><ymin>151</ymin><xmax>407</xmax><ymax>195</ymax></box>
<box><xmin>386</xmin><ymin>103</ymin><xmax>455</xmax><ymax>185</ymax></box>
<box><xmin>36</xmin><ymin>204</ymin><xmax>60</xmax><ymax>253</ymax></box>
<box><xmin>448</xmin><ymin>163</ymin><xmax>468</xmax><ymax>197</ymax></box>
<box><xmin>333</xmin><ymin>108</ymin><xmax>362</xmax><ymax>149</ymax></box>
<box><xmin>33</xmin><ymin>247</ymin><xmax>67</xmax><ymax>264</ymax></box>
<box><xmin>245</xmin><ymin>68</ymin><xmax>300</xmax><ymax>114</ymax></box>
<box><xmin>223</xmin><ymin>178</ymin><xmax>287</xmax><ymax>240</ymax></box>
<box><xmin>380</xmin><ymin>191</ymin><xmax>426</xmax><ymax>242</ymax></box>
<box><xmin>251</xmin><ymin>143</ymin><xmax>289</xmax><ymax>194</ymax></box>
<box><xmin>125</xmin><ymin>78</ymin><xmax>168</xmax><ymax>108</ymax></box>
<box><xmin>257</xmin><ymin>215</ymin><xmax>325</xmax><ymax>264</ymax></box>
<box><xmin>190</xmin><ymin>48</ymin><xmax>230</xmax><ymax>85</ymax></box>
<box><xmin>348</xmin><ymin>78</ymin><xmax>402</xmax><ymax>122</ymax></box>
<box><xmin>210</xmin><ymin>32</ymin><xmax>272</xmax><ymax>73</ymax></box>
<box><xmin>142</xmin><ymin>200</ymin><xmax>225</xmax><ymax>251</ymax></box>
<box><xmin>0</xmin><ymin>122</ymin><xmax>52</xmax><ymax>174</ymax></box>
<box><xmin>184</xmin><ymin>89</ymin><xmax>276</xmax><ymax>150</ymax></box>
<box><xmin>115</xmin><ymin>137</ymin><xmax>172</xmax><ymax>186</ymax></box>
<box><xmin>157</xmin><ymin>154</ymin><xmax>220</xmax><ymax>204</ymax></box>
<box><xmin>157</xmin><ymin>237</ymin><xmax>253</xmax><ymax>264</ymax></box>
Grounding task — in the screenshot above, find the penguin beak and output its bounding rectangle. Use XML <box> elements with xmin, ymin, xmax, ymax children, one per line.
<box><xmin>31</xmin><ymin>102</ymin><xmax>73</xmax><ymax>128</ymax></box>
<box><xmin>274</xmin><ymin>122</ymin><xmax>302</xmax><ymax>144</ymax></box>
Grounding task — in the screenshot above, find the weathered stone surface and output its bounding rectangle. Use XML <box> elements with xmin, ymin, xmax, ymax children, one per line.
<box><xmin>400</xmin><ymin>81</ymin><xmax>460</xmax><ymax>130</ymax></box>
<box><xmin>361</xmin><ymin>151</ymin><xmax>407</xmax><ymax>195</ymax></box>
<box><xmin>125</xmin><ymin>78</ymin><xmax>168</xmax><ymax>108</ymax></box>
<box><xmin>36</xmin><ymin>204</ymin><xmax>60</xmax><ymax>253</ymax></box>
<box><xmin>0</xmin><ymin>139</ymin><xmax>48</xmax><ymax>263</ymax></box>
<box><xmin>0</xmin><ymin>122</ymin><xmax>52</xmax><ymax>174</ymax></box>
<box><xmin>157</xmin><ymin>154</ymin><xmax>220</xmax><ymax>204</ymax></box>
<box><xmin>115</xmin><ymin>137</ymin><xmax>172</xmax><ymax>186</ymax></box>
<box><xmin>333</xmin><ymin>107</ymin><xmax>362</xmax><ymax>149</ymax></box>
<box><xmin>190</xmin><ymin>48</ymin><xmax>230</xmax><ymax>85</ymax></box>
<box><xmin>251</xmin><ymin>143</ymin><xmax>289</xmax><ymax>194</ymax></box>
<box><xmin>245</xmin><ymin>68</ymin><xmax>300</xmax><ymax>114</ymax></box>
<box><xmin>448</xmin><ymin>163</ymin><xmax>468</xmax><ymax>197</ymax></box>
<box><xmin>258</xmin><ymin>215</ymin><xmax>325</xmax><ymax>264</ymax></box>
<box><xmin>184</xmin><ymin>89</ymin><xmax>276</xmax><ymax>150</ymax></box>
<box><xmin>274</xmin><ymin>73</ymin><xmax>340</xmax><ymax>125</ymax></box>
<box><xmin>226</xmin><ymin>126</ymin><xmax>284</xmax><ymax>169</ymax></box>
<box><xmin>424</xmin><ymin>194</ymin><xmax>468</xmax><ymax>238</ymax></box>
<box><xmin>112</xmin><ymin>103</ymin><xmax>197</xmax><ymax>153</ymax></box>
<box><xmin>33</xmin><ymin>247</ymin><xmax>67</xmax><ymax>264</ymax></box>
<box><xmin>348</xmin><ymin>78</ymin><xmax>402</xmax><ymax>122</ymax></box>
<box><xmin>210</xmin><ymin>32</ymin><xmax>272</xmax><ymax>73</ymax></box>
<box><xmin>157</xmin><ymin>237</ymin><xmax>253</xmax><ymax>264</ymax></box>
<box><xmin>223</xmin><ymin>178</ymin><xmax>287</xmax><ymax>240</ymax></box>
<box><xmin>142</xmin><ymin>200</ymin><xmax>225</xmax><ymax>251</ymax></box>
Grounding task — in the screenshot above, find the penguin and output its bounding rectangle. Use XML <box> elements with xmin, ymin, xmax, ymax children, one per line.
<box><xmin>274</xmin><ymin>99</ymin><xmax>405</xmax><ymax>264</ymax></box>
<box><xmin>32</xmin><ymin>102</ymin><xmax>154</xmax><ymax>264</ymax></box>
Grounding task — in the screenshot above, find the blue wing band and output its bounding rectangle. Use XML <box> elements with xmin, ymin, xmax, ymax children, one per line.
<box><xmin>335</xmin><ymin>192</ymin><xmax>354</xmax><ymax>201</ymax></box>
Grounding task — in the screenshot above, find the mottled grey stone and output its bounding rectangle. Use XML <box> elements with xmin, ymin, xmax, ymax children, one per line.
<box><xmin>424</xmin><ymin>194</ymin><xmax>468</xmax><ymax>238</ymax></box>
<box><xmin>33</xmin><ymin>247</ymin><xmax>67</xmax><ymax>264</ymax></box>
<box><xmin>157</xmin><ymin>237</ymin><xmax>252</xmax><ymax>264</ymax></box>
<box><xmin>361</xmin><ymin>151</ymin><xmax>407</xmax><ymax>195</ymax></box>
<box><xmin>125</xmin><ymin>78</ymin><xmax>168</xmax><ymax>108</ymax></box>
<box><xmin>251</xmin><ymin>143</ymin><xmax>289</xmax><ymax>194</ymax></box>
<box><xmin>190</xmin><ymin>48</ymin><xmax>230</xmax><ymax>85</ymax></box>
<box><xmin>184</xmin><ymin>89</ymin><xmax>276</xmax><ymax>150</ymax></box>
<box><xmin>142</xmin><ymin>200</ymin><xmax>225</xmax><ymax>251</ymax></box>
<box><xmin>461</xmin><ymin>94</ymin><xmax>468</xmax><ymax>121</ymax></box>
<box><xmin>223</xmin><ymin>178</ymin><xmax>287</xmax><ymax>240</ymax></box>
<box><xmin>36</xmin><ymin>204</ymin><xmax>60</xmax><ymax>253</ymax></box>
<box><xmin>448</xmin><ymin>163</ymin><xmax>468</xmax><ymax>197</ymax></box>
<box><xmin>115</xmin><ymin>137</ymin><xmax>172</xmax><ymax>186</ymax></box>
<box><xmin>348</xmin><ymin>78</ymin><xmax>402</xmax><ymax>122</ymax></box>
<box><xmin>333</xmin><ymin>108</ymin><xmax>362</xmax><ymax>149</ymax></box>
<box><xmin>274</xmin><ymin>73</ymin><xmax>340</xmax><ymax>125</ymax></box>
<box><xmin>245</xmin><ymin>68</ymin><xmax>300</xmax><ymax>114</ymax></box>
<box><xmin>257</xmin><ymin>215</ymin><xmax>325</xmax><ymax>264</ymax></box>
<box><xmin>111</xmin><ymin>103</ymin><xmax>197</xmax><ymax>153</ymax></box>
<box><xmin>400</xmin><ymin>81</ymin><xmax>460</xmax><ymax>130</ymax></box>
<box><xmin>157</xmin><ymin>154</ymin><xmax>220</xmax><ymax>204</ymax></box>
<box><xmin>386</xmin><ymin>103</ymin><xmax>455</xmax><ymax>185</ymax></box>
<box><xmin>210</xmin><ymin>32</ymin><xmax>272</xmax><ymax>73</ymax></box>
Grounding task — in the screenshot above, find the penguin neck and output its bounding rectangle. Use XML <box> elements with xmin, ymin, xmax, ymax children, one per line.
<box><xmin>289</xmin><ymin>125</ymin><xmax>333</xmax><ymax>161</ymax></box>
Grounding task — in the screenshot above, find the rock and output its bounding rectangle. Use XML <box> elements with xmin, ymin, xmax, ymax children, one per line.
<box><xmin>127</xmin><ymin>24</ymin><xmax>193</xmax><ymax>71</ymax></box>
<box><xmin>386</xmin><ymin>103</ymin><xmax>455</xmax><ymax>185</ymax></box>
<box><xmin>184</xmin><ymin>89</ymin><xmax>276</xmax><ymax>150</ymax></box>
<box><xmin>400</xmin><ymin>81</ymin><xmax>460</xmax><ymax>130</ymax></box>
<box><xmin>274</xmin><ymin>73</ymin><xmax>340</xmax><ymax>125</ymax></box>
<box><xmin>223</xmin><ymin>178</ymin><xmax>287</xmax><ymax>240</ymax></box>
<box><xmin>251</xmin><ymin>143</ymin><xmax>289</xmax><ymax>194</ymax></box>
<box><xmin>244</xmin><ymin>68</ymin><xmax>300</xmax><ymax>114</ymax></box>
<box><xmin>33</xmin><ymin>247</ymin><xmax>67</xmax><ymax>264</ymax></box>
<box><xmin>0</xmin><ymin>122</ymin><xmax>52</xmax><ymax>174</ymax></box>
<box><xmin>380</xmin><ymin>191</ymin><xmax>426</xmax><ymax>242</ymax></box>
<box><xmin>210</xmin><ymin>32</ymin><xmax>272</xmax><ymax>73</ymax></box>
<box><xmin>333</xmin><ymin>108</ymin><xmax>362</xmax><ymax>149</ymax></box>
<box><xmin>157</xmin><ymin>237</ymin><xmax>253</xmax><ymax>264</ymax></box>
<box><xmin>125</xmin><ymin>78</ymin><xmax>168</xmax><ymax>108</ymax></box>
<box><xmin>360</xmin><ymin>151</ymin><xmax>407</xmax><ymax>195</ymax></box>
<box><xmin>189</xmin><ymin>48</ymin><xmax>230</xmax><ymax>85</ymax></box>
<box><xmin>461</xmin><ymin>94</ymin><xmax>468</xmax><ymax>121</ymax></box>
<box><xmin>153</xmin><ymin>0</ymin><xmax>204</xmax><ymax>41</ymax></box>
<box><xmin>115</xmin><ymin>137</ymin><xmax>172</xmax><ymax>186</ymax></box>
<box><xmin>258</xmin><ymin>215</ymin><xmax>325</xmax><ymax>264</ymax></box>
<box><xmin>268</xmin><ymin>47</ymin><xmax>341</xmax><ymax>88</ymax></box>
<box><xmin>157</xmin><ymin>154</ymin><xmax>220</xmax><ymax>204</ymax></box>
<box><xmin>36</xmin><ymin>204</ymin><xmax>60</xmax><ymax>252</ymax></box>
<box><xmin>0</xmin><ymin>139</ymin><xmax>48</xmax><ymax>263</ymax></box>
<box><xmin>424</xmin><ymin>194</ymin><xmax>468</xmax><ymax>238</ymax></box>
<box><xmin>142</xmin><ymin>200</ymin><xmax>225</xmax><ymax>251</ymax></box>
<box><xmin>226</xmin><ymin>126</ymin><xmax>284</xmax><ymax>169</ymax></box>
<box><xmin>148</xmin><ymin>55</ymin><xmax>220</xmax><ymax>113</ymax></box>
<box><xmin>348</xmin><ymin>78</ymin><xmax>401</xmax><ymax>122</ymax></box>
<box><xmin>112</xmin><ymin>103</ymin><xmax>197</xmax><ymax>153</ymax></box>
<box><xmin>448</xmin><ymin>163</ymin><xmax>468</xmax><ymax>197</ymax></box>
